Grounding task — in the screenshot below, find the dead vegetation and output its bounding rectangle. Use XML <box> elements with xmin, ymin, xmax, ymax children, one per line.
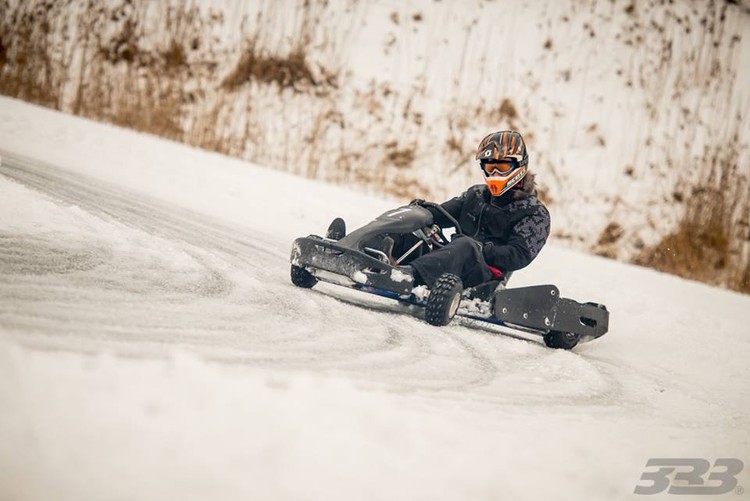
<box><xmin>0</xmin><ymin>0</ymin><xmax>66</xmax><ymax>108</ymax></box>
<box><xmin>221</xmin><ymin>41</ymin><xmax>337</xmax><ymax>94</ymax></box>
<box><xmin>634</xmin><ymin>144</ymin><xmax>750</xmax><ymax>293</ymax></box>
<box><xmin>0</xmin><ymin>0</ymin><xmax>341</xmax><ymax>154</ymax></box>
<box><xmin>492</xmin><ymin>98</ymin><xmax>520</xmax><ymax>128</ymax></box>
<box><xmin>594</xmin><ymin>222</ymin><xmax>625</xmax><ymax>259</ymax></box>
<box><xmin>384</xmin><ymin>141</ymin><xmax>417</xmax><ymax>168</ymax></box>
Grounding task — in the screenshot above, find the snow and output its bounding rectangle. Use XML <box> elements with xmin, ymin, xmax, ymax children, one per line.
<box><xmin>1</xmin><ymin>97</ymin><xmax>749</xmax><ymax>501</ymax></box>
<box><xmin>390</xmin><ymin>268</ymin><xmax>412</xmax><ymax>283</ymax></box>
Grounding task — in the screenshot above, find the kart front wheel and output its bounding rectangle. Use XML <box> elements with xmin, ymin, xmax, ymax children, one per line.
<box><xmin>425</xmin><ymin>273</ymin><xmax>463</xmax><ymax>326</ymax></box>
<box><xmin>543</xmin><ymin>330</ymin><xmax>580</xmax><ymax>350</ymax></box>
<box><xmin>291</xmin><ymin>265</ymin><xmax>317</xmax><ymax>288</ymax></box>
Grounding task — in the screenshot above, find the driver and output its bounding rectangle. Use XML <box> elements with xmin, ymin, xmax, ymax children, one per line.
<box><xmin>405</xmin><ymin>130</ymin><xmax>550</xmax><ymax>288</ymax></box>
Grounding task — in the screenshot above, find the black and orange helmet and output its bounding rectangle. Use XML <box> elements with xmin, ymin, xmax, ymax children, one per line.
<box><xmin>475</xmin><ymin>130</ymin><xmax>529</xmax><ymax>196</ymax></box>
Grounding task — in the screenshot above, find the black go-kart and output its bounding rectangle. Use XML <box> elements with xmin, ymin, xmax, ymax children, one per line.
<box><xmin>290</xmin><ymin>202</ymin><xmax>609</xmax><ymax>350</ymax></box>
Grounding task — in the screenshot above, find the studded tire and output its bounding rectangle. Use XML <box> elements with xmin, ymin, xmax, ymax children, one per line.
<box><xmin>543</xmin><ymin>330</ymin><xmax>581</xmax><ymax>350</ymax></box>
<box><xmin>291</xmin><ymin>265</ymin><xmax>317</xmax><ymax>288</ymax></box>
<box><xmin>425</xmin><ymin>273</ymin><xmax>463</xmax><ymax>326</ymax></box>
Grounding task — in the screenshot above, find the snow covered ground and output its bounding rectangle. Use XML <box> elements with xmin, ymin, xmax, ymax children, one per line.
<box><xmin>0</xmin><ymin>97</ymin><xmax>748</xmax><ymax>501</ymax></box>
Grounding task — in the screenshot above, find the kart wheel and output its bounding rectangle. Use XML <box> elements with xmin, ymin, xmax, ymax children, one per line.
<box><xmin>543</xmin><ymin>330</ymin><xmax>581</xmax><ymax>350</ymax></box>
<box><xmin>425</xmin><ymin>273</ymin><xmax>463</xmax><ymax>326</ymax></box>
<box><xmin>291</xmin><ymin>265</ymin><xmax>317</xmax><ymax>288</ymax></box>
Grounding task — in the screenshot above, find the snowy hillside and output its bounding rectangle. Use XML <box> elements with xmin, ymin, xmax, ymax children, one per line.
<box><xmin>1</xmin><ymin>98</ymin><xmax>749</xmax><ymax>501</ymax></box>
<box><xmin>1</xmin><ymin>0</ymin><xmax>749</xmax><ymax>291</ymax></box>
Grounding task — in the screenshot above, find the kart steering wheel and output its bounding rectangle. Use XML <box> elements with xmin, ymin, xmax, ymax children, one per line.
<box><xmin>420</xmin><ymin>201</ymin><xmax>464</xmax><ymax>246</ymax></box>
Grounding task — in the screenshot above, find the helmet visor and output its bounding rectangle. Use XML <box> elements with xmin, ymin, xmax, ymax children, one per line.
<box><xmin>480</xmin><ymin>159</ymin><xmax>518</xmax><ymax>177</ymax></box>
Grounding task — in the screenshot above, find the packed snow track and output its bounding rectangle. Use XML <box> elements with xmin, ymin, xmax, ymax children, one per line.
<box><xmin>0</xmin><ymin>151</ymin><xmax>619</xmax><ymax>400</ymax></box>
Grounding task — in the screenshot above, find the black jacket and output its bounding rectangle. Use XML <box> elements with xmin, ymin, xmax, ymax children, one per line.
<box><xmin>428</xmin><ymin>173</ymin><xmax>550</xmax><ymax>273</ymax></box>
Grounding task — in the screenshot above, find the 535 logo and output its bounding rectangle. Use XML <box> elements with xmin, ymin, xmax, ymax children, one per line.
<box><xmin>635</xmin><ymin>458</ymin><xmax>744</xmax><ymax>495</ymax></box>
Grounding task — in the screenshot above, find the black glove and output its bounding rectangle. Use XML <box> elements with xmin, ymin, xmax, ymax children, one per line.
<box><xmin>482</xmin><ymin>241</ymin><xmax>495</xmax><ymax>260</ymax></box>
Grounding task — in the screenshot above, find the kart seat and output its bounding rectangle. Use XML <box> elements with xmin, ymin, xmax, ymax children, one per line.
<box><xmin>487</xmin><ymin>265</ymin><xmax>503</xmax><ymax>281</ymax></box>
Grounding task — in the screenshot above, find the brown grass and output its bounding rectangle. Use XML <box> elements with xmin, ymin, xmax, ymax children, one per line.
<box><xmin>385</xmin><ymin>141</ymin><xmax>416</xmax><ymax>168</ymax></box>
<box><xmin>221</xmin><ymin>42</ymin><xmax>330</xmax><ymax>93</ymax></box>
<box><xmin>594</xmin><ymin>222</ymin><xmax>624</xmax><ymax>259</ymax></box>
<box><xmin>0</xmin><ymin>0</ymin><xmax>66</xmax><ymax>108</ymax></box>
<box><xmin>634</xmin><ymin>146</ymin><xmax>750</xmax><ymax>293</ymax></box>
<box><xmin>497</xmin><ymin>98</ymin><xmax>519</xmax><ymax>121</ymax></box>
<box><xmin>0</xmin><ymin>0</ymin><xmax>341</xmax><ymax>156</ymax></box>
<box><xmin>635</xmin><ymin>205</ymin><xmax>728</xmax><ymax>274</ymax></box>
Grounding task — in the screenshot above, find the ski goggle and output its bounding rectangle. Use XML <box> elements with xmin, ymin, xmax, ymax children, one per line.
<box><xmin>480</xmin><ymin>159</ymin><xmax>518</xmax><ymax>177</ymax></box>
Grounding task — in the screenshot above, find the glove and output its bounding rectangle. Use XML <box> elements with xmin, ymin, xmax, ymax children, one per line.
<box><xmin>409</xmin><ymin>198</ymin><xmax>426</xmax><ymax>206</ymax></box>
<box><xmin>482</xmin><ymin>241</ymin><xmax>495</xmax><ymax>260</ymax></box>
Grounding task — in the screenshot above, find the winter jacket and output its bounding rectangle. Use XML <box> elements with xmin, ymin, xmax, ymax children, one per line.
<box><xmin>427</xmin><ymin>173</ymin><xmax>550</xmax><ymax>273</ymax></box>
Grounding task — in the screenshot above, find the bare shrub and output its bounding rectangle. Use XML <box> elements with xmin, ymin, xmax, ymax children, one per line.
<box><xmin>445</xmin><ymin>134</ymin><xmax>463</xmax><ymax>156</ymax></box>
<box><xmin>220</xmin><ymin>1</ymin><xmax>338</xmax><ymax>97</ymax></box>
<box><xmin>221</xmin><ymin>42</ymin><xmax>328</xmax><ymax>93</ymax></box>
<box><xmin>0</xmin><ymin>37</ymin><xmax>7</xmax><ymax>67</ymax></box>
<box><xmin>635</xmin><ymin>142</ymin><xmax>750</xmax><ymax>293</ymax></box>
<box><xmin>497</xmin><ymin>98</ymin><xmax>519</xmax><ymax>122</ymax></box>
<box><xmin>635</xmin><ymin>199</ymin><xmax>730</xmax><ymax>281</ymax></box>
<box><xmin>385</xmin><ymin>141</ymin><xmax>416</xmax><ymax>168</ymax></box>
<box><xmin>163</xmin><ymin>40</ymin><xmax>186</xmax><ymax>72</ymax></box>
<box><xmin>594</xmin><ymin>222</ymin><xmax>625</xmax><ymax>258</ymax></box>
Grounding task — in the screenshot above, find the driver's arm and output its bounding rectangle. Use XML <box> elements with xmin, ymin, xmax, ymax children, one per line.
<box><xmin>427</xmin><ymin>191</ymin><xmax>467</xmax><ymax>228</ymax></box>
<box><xmin>483</xmin><ymin>208</ymin><xmax>550</xmax><ymax>272</ymax></box>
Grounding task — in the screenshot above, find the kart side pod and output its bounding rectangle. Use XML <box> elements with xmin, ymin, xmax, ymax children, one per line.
<box><xmin>493</xmin><ymin>284</ymin><xmax>609</xmax><ymax>341</ymax></box>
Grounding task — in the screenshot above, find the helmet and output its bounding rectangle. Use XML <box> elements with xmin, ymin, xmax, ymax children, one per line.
<box><xmin>475</xmin><ymin>130</ymin><xmax>529</xmax><ymax>197</ymax></box>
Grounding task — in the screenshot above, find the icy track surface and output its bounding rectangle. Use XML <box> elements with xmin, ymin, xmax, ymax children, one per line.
<box><xmin>0</xmin><ymin>99</ymin><xmax>748</xmax><ymax>501</ymax></box>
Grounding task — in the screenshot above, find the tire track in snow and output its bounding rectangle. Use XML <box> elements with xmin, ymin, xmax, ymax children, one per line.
<box><xmin>0</xmin><ymin>151</ymin><xmax>618</xmax><ymax>403</ymax></box>
<box><xmin>0</xmin><ymin>152</ymin><xmax>491</xmax><ymax>392</ymax></box>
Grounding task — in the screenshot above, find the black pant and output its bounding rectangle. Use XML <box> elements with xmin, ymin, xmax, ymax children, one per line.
<box><xmin>409</xmin><ymin>236</ymin><xmax>492</xmax><ymax>288</ymax></box>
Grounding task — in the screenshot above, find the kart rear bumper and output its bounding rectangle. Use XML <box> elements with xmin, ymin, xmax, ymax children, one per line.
<box><xmin>492</xmin><ymin>284</ymin><xmax>609</xmax><ymax>340</ymax></box>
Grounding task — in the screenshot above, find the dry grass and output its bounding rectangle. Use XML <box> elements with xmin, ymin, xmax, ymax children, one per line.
<box><xmin>384</xmin><ymin>141</ymin><xmax>416</xmax><ymax>168</ymax></box>
<box><xmin>477</xmin><ymin>98</ymin><xmax>522</xmax><ymax>131</ymax></box>
<box><xmin>0</xmin><ymin>0</ymin><xmax>340</xmax><ymax>156</ymax></box>
<box><xmin>594</xmin><ymin>222</ymin><xmax>625</xmax><ymax>259</ymax></box>
<box><xmin>635</xmin><ymin>206</ymin><xmax>729</xmax><ymax>276</ymax></box>
<box><xmin>221</xmin><ymin>42</ymin><xmax>336</xmax><ymax>95</ymax></box>
<box><xmin>0</xmin><ymin>0</ymin><xmax>66</xmax><ymax>108</ymax></box>
<box><xmin>634</xmin><ymin>146</ymin><xmax>750</xmax><ymax>293</ymax></box>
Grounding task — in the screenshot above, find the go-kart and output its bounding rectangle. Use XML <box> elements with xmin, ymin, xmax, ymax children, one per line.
<box><xmin>290</xmin><ymin>202</ymin><xmax>609</xmax><ymax>350</ymax></box>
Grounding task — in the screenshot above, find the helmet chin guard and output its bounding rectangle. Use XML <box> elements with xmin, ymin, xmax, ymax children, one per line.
<box><xmin>484</xmin><ymin>165</ymin><xmax>527</xmax><ymax>196</ymax></box>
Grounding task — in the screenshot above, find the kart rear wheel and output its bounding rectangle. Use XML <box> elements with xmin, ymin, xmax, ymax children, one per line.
<box><xmin>425</xmin><ymin>273</ymin><xmax>463</xmax><ymax>326</ymax></box>
<box><xmin>291</xmin><ymin>265</ymin><xmax>317</xmax><ymax>288</ymax></box>
<box><xmin>543</xmin><ymin>330</ymin><xmax>580</xmax><ymax>350</ymax></box>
